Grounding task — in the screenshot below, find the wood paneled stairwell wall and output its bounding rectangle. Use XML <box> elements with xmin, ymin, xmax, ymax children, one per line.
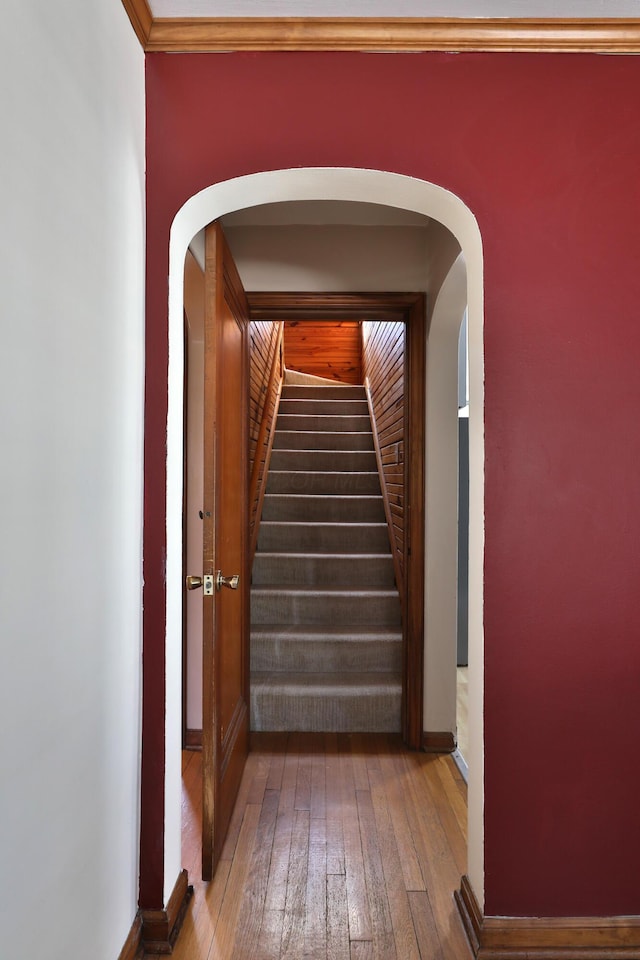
<box><xmin>362</xmin><ymin>319</ymin><xmax>406</xmax><ymax>602</ymax></box>
<box><xmin>284</xmin><ymin>320</ymin><xmax>362</xmax><ymax>384</ymax></box>
<box><xmin>248</xmin><ymin>320</ymin><xmax>284</xmax><ymax>558</ymax></box>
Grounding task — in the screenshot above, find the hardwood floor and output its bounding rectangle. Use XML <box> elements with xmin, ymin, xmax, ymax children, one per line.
<box><xmin>174</xmin><ymin>733</ymin><xmax>470</xmax><ymax>960</ymax></box>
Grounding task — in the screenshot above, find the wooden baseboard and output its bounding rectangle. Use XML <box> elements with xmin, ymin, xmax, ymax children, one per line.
<box><xmin>455</xmin><ymin>875</ymin><xmax>640</xmax><ymax>959</ymax></box>
<box><xmin>141</xmin><ymin>869</ymin><xmax>193</xmax><ymax>955</ymax></box>
<box><xmin>422</xmin><ymin>731</ymin><xmax>456</xmax><ymax>753</ymax></box>
<box><xmin>184</xmin><ymin>727</ymin><xmax>202</xmax><ymax>749</ymax></box>
<box><xmin>455</xmin><ymin>875</ymin><xmax>485</xmax><ymax>957</ymax></box>
<box><xmin>117</xmin><ymin>912</ymin><xmax>143</xmax><ymax>960</ymax></box>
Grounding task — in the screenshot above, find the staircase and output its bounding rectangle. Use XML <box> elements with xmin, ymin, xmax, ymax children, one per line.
<box><xmin>250</xmin><ymin>382</ymin><xmax>403</xmax><ymax>732</ymax></box>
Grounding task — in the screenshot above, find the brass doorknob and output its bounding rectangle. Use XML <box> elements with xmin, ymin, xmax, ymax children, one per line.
<box><xmin>215</xmin><ymin>571</ymin><xmax>240</xmax><ymax>592</ymax></box>
<box><xmin>186</xmin><ymin>575</ymin><xmax>203</xmax><ymax>590</ymax></box>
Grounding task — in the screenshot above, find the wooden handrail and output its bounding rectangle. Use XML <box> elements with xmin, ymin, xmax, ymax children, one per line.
<box><xmin>364</xmin><ymin>378</ymin><xmax>405</xmax><ymax>609</ymax></box>
<box><xmin>249</xmin><ymin>322</ymin><xmax>284</xmax><ymax>562</ymax></box>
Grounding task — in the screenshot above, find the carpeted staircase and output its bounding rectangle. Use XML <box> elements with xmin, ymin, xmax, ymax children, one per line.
<box><xmin>250</xmin><ymin>381</ymin><xmax>403</xmax><ymax>732</ymax></box>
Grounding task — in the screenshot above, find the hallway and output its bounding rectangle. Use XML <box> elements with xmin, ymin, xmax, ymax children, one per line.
<box><xmin>175</xmin><ymin>734</ymin><xmax>469</xmax><ymax>959</ymax></box>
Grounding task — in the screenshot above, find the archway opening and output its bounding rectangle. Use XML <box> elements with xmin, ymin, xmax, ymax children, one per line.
<box><xmin>165</xmin><ymin>167</ymin><xmax>485</xmax><ymax>907</ymax></box>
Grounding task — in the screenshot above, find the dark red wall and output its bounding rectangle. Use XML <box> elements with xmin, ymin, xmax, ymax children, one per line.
<box><xmin>144</xmin><ymin>51</ymin><xmax>640</xmax><ymax>917</ymax></box>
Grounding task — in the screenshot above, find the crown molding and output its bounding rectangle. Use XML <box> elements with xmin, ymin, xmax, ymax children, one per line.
<box><xmin>119</xmin><ymin>11</ymin><xmax>640</xmax><ymax>53</ymax></box>
<box><xmin>121</xmin><ymin>0</ymin><xmax>153</xmax><ymax>46</ymax></box>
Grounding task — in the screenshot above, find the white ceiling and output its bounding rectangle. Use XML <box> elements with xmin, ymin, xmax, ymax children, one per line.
<box><xmin>148</xmin><ymin>1</ymin><xmax>640</xmax><ymax>18</ymax></box>
<box><xmin>221</xmin><ymin>201</ymin><xmax>430</xmax><ymax>228</ymax></box>
<box><xmin>192</xmin><ymin>202</ymin><xmax>435</xmax><ymax>291</ymax></box>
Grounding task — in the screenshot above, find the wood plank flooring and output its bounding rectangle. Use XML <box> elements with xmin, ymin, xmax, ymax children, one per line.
<box><xmin>173</xmin><ymin>733</ymin><xmax>470</xmax><ymax>960</ymax></box>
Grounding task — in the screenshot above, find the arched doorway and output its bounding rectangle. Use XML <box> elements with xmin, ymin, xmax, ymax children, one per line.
<box><xmin>162</xmin><ymin>167</ymin><xmax>485</xmax><ymax>907</ymax></box>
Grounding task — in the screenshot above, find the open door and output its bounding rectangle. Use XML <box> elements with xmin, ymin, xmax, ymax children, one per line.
<box><xmin>197</xmin><ymin>222</ymin><xmax>250</xmax><ymax>880</ymax></box>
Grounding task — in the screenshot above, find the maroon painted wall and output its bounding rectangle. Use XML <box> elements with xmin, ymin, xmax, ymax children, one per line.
<box><xmin>144</xmin><ymin>51</ymin><xmax>640</xmax><ymax>917</ymax></box>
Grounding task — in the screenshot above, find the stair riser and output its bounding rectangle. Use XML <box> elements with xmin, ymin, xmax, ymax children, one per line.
<box><xmin>261</xmin><ymin>495</ymin><xmax>385</xmax><ymax>523</ymax></box>
<box><xmin>250</xmin><ymin>687</ymin><xmax>401</xmax><ymax>733</ymax></box>
<box><xmin>273</xmin><ymin>431</ymin><xmax>374</xmax><ymax>451</ymax></box>
<box><xmin>251</xmin><ymin>554</ymin><xmax>395</xmax><ymax>586</ymax></box>
<box><xmin>282</xmin><ymin>385</ymin><xmax>366</xmax><ymax>401</ymax></box>
<box><xmin>279</xmin><ymin>399</ymin><xmax>369</xmax><ymax>417</ymax></box>
<box><xmin>277</xmin><ymin>414</ymin><xmax>372</xmax><ymax>432</ymax></box>
<box><xmin>251</xmin><ymin>591</ymin><xmax>401</xmax><ymax>625</ymax></box>
<box><xmin>266</xmin><ymin>471</ymin><xmax>381</xmax><ymax>495</ymax></box>
<box><xmin>251</xmin><ymin>638</ymin><xmax>402</xmax><ymax>673</ymax></box>
<box><xmin>258</xmin><ymin>522</ymin><xmax>390</xmax><ymax>553</ymax></box>
<box><xmin>270</xmin><ymin>450</ymin><xmax>377</xmax><ymax>472</ymax></box>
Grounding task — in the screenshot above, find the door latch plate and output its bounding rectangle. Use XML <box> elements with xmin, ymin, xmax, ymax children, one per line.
<box><xmin>203</xmin><ymin>575</ymin><xmax>214</xmax><ymax>596</ymax></box>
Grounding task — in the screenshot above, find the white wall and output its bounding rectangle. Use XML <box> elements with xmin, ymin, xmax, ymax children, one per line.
<box><xmin>223</xmin><ymin>224</ymin><xmax>431</xmax><ymax>291</ymax></box>
<box><xmin>424</xmin><ymin>256</ymin><xmax>468</xmax><ymax>735</ymax></box>
<box><xmin>0</xmin><ymin>3</ymin><xmax>145</xmax><ymax>958</ymax></box>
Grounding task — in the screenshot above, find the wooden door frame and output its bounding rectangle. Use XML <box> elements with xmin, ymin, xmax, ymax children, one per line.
<box><xmin>248</xmin><ymin>291</ymin><xmax>426</xmax><ymax>749</ymax></box>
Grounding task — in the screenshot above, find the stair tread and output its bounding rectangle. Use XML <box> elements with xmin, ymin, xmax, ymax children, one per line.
<box><xmin>260</xmin><ymin>520</ymin><xmax>387</xmax><ymax>527</ymax></box>
<box><xmin>267</xmin><ymin>472</ymin><xmax>379</xmax><ymax>484</ymax></box>
<box><xmin>263</xmin><ymin>494</ymin><xmax>383</xmax><ymax>501</ymax></box>
<box><xmin>269</xmin><ymin>470</ymin><xmax>378</xmax><ymax>476</ymax></box>
<box><xmin>276</xmin><ymin>430</ymin><xmax>372</xmax><ymax>436</ymax></box>
<box><xmin>277</xmin><ymin>416</ymin><xmax>370</xmax><ymax>422</ymax></box>
<box><xmin>274</xmin><ymin>449</ymin><xmax>376</xmax><ymax>456</ymax></box>
<box><xmin>252</xmin><ymin>585</ymin><xmax>398</xmax><ymax>595</ymax></box>
<box><xmin>279</xmin><ymin>401</ymin><xmax>368</xmax><ymax>407</ymax></box>
<box><xmin>280</xmin><ymin>397</ymin><xmax>366</xmax><ymax>402</ymax></box>
<box><xmin>275</xmin><ymin>448</ymin><xmax>373</xmax><ymax>452</ymax></box>
<box><xmin>276</xmin><ymin>417</ymin><xmax>372</xmax><ymax>432</ymax></box>
<box><xmin>251</xmin><ymin>672</ymin><xmax>401</xmax><ymax>689</ymax></box>
<box><xmin>282</xmin><ymin>385</ymin><xmax>366</xmax><ymax>395</ymax></box>
<box><xmin>266</xmin><ymin>472</ymin><xmax>381</xmax><ymax>495</ymax></box>
<box><xmin>251</xmin><ymin>624</ymin><xmax>402</xmax><ymax>638</ymax></box>
<box><xmin>253</xmin><ymin>552</ymin><xmax>392</xmax><ymax>560</ymax></box>
<box><xmin>271</xmin><ymin>450</ymin><xmax>375</xmax><ymax>463</ymax></box>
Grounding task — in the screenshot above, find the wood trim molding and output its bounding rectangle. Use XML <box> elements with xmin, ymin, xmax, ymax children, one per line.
<box><xmin>251</xmin><ymin>377</ymin><xmax>283</xmax><ymax>561</ymax></box>
<box><xmin>141</xmin><ymin>869</ymin><xmax>193</xmax><ymax>955</ymax></box>
<box><xmin>184</xmin><ymin>727</ymin><xmax>203</xmax><ymax>749</ymax></box>
<box><xmin>119</xmin><ymin>13</ymin><xmax>640</xmax><ymax>54</ymax></box>
<box><xmin>120</xmin><ymin>0</ymin><xmax>152</xmax><ymax>47</ymax></box>
<box><xmin>117</xmin><ymin>913</ymin><xmax>143</xmax><ymax>960</ymax></box>
<box><xmin>455</xmin><ymin>875</ymin><xmax>640</xmax><ymax>959</ymax></box>
<box><xmin>456</xmin><ymin>874</ymin><xmax>485</xmax><ymax>957</ymax></box>
<box><xmin>247</xmin><ymin>292</ymin><xmax>420</xmax><ymax>322</ymax></box>
<box><xmin>246</xmin><ymin>292</ymin><xmax>425</xmax><ymax>749</ymax></box>
<box><xmin>249</xmin><ymin>322</ymin><xmax>284</xmax><ymax>562</ymax></box>
<box><xmin>422</xmin><ymin>731</ymin><xmax>456</xmax><ymax>753</ymax></box>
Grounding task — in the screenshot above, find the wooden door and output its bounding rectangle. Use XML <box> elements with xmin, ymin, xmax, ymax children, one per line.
<box><xmin>201</xmin><ymin>222</ymin><xmax>250</xmax><ymax>880</ymax></box>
